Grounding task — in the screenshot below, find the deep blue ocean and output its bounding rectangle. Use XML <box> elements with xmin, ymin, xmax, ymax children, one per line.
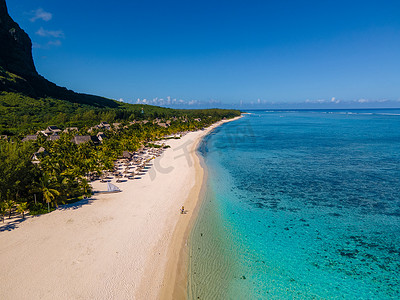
<box><xmin>189</xmin><ymin>109</ymin><xmax>400</xmax><ymax>299</ymax></box>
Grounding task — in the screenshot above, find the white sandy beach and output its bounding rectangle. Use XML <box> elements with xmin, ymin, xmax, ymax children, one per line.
<box><xmin>0</xmin><ymin>117</ymin><xmax>241</xmax><ymax>300</ymax></box>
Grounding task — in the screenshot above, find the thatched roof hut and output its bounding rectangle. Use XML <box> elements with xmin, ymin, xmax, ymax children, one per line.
<box><xmin>72</xmin><ymin>135</ymin><xmax>91</xmax><ymax>144</ymax></box>
<box><xmin>63</xmin><ymin>127</ymin><xmax>79</xmax><ymax>133</ymax></box>
<box><xmin>31</xmin><ymin>147</ymin><xmax>48</xmax><ymax>164</ymax></box>
<box><xmin>71</xmin><ymin>135</ymin><xmax>99</xmax><ymax>145</ymax></box>
<box><xmin>99</xmin><ymin>122</ymin><xmax>111</xmax><ymax>130</ymax></box>
<box><xmin>97</xmin><ymin>132</ymin><xmax>106</xmax><ymax>141</ymax></box>
<box><xmin>22</xmin><ymin>134</ymin><xmax>38</xmax><ymax>142</ymax></box>
<box><xmin>47</xmin><ymin>134</ymin><xmax>60</xmax><ymax>141</ymax></box>
<box><xmin>157</xmin><ymin>122</ymin><xmax>168</xmax><ymax>128</ymax></box>
<box><xmin>47</xmin><ymin>125</ymin><xmax>62</xmax><ymax>133</ymax></box>
<box><xmin>122</xmin><ymin>151</ymin><xmax>132</xmax><ymax>159</ymax></box>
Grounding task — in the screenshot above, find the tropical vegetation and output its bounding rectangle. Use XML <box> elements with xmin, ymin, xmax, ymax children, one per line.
<box><xmin>0</xmin><ymin>91</ymin><xmax>241</xmax><ymax>220</ymax></box>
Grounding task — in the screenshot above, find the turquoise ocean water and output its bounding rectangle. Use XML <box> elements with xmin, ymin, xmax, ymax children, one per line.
<box><xmin>188</xmin><ymin>109</ymin><xmax>400</xmax><ymax>299</ymax></box>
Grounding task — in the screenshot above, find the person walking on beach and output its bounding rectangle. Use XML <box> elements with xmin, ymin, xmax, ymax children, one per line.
<box><xmin>180</xmin><ymin>206</ymin><xmax>185</xmax><ymax>214</ymax></box>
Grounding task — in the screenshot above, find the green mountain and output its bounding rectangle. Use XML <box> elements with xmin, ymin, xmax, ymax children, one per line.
<box><xmin>0</xmin><ymin>0</ymin><xmax>240</xmax><ymax>136</ymax></box>
<box><xmin>0</xmin><ymin>0</ymin><xmax>120</xmax><ymax>108</ymax></box>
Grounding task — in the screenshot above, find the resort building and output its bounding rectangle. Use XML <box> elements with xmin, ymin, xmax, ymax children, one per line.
<box><xmin>39</xmin><ymin>125</ymin><xmax>62</xmax><ymax>136</ymax></box>
<box><xmin>22</xmin><ymin>134</ymin><xmax>38</xmax><ymax>142</ymax></box>
<box><xmin>71</xmin><ymin>135</ymin><xmax>100</xmax><ymax>145</ymax></box>
<box><xmin>157</xmin><ymin>122</ymin><xmax>169</xmax><ymax>128</ymax></box>
<box><xmin>31</xmin><ymin>147</ymin><xmax>47</xmax><ymax>164</ymax></box>
<box><xmin>97</xmin><ymin>132</ymin><xmax>106</xmax><ymax>142</ymax></box>
<box><xmin>47</xmin><ymin>134</ymin><xmax>60</xmax><ymax>141</ymax></box>
<box><xmin>122</xmin><ymin>151</ymin><xmax>132</xmax><ymax>160</ymax></box>
<box><xmin>99</xmin><ymin>122</ymin><xmax>111</xmax><ymax>130</ymax></box>
<box><xmin>88</xmin><ymin>122</ymin><xmax>112</xmax><ymax>133</ymax></box>
<box><xmin>63</xmin><ymin>127</ymin><xmax>79</xmax><ymax>133</ymax></box>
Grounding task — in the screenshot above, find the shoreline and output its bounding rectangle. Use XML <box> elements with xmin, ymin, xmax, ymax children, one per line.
<box><xmin>157</xmin><ymin>115</ymin><xmax>243</xmax><ymax>299</ymax></box>
<box><xmin>0</xmin><ymin>116</ymin><xmax>242</xmax><ymax>300</ymax></box>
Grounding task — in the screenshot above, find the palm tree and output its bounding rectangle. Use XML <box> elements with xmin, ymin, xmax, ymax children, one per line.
<box><xmin>42</xmin><ymin>186</ymin><xmax>60</xmax><ymax>213</ymax></box>
<box><xmin>16</xmin><ymin>202</ymin><xmax>28</xmax><ymax>219</ymax></box>
<box><xmin>80</xmin><ymin>179</ymin><xmax>92</xmax><ymax>198</ymax></box>
<box><xmin>0</xmin><ymin>202</ymin><xmax>6</xmax><ymax>223</ymax></box>
<box><xmin>4</xmin><ymin>199</ymin><xmax>15</xmax><ymax>219</ymax></box>
<box><xmin>61</xmin><ymin>166</ymin><xmax>83</xmax><ymax>184</ymax></box>
<box><xmin>28</xmin><ymin>180</ymin><xmax>42</xmax><ymax>206</ymax></box>
<box><xmin>40</xmin><ymin>175</ymin><xmax>60</xmax><ymax>213</ymax></box>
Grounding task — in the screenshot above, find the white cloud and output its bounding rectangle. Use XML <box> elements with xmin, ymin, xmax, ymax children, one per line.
<box><xmin>30</xmin><ymin>8</ymin><xmax>52</xmax><ymax>22</ymax></box>
<box><xmin>32</xmin><ymin>42</ymin><xmax>42</xmax><ymax>49</ymax></box>
<box><xmin>134</xmin><ymin>97</ymin><xmax>226</xmax><ymax>108</ymax></box>
<box><xmin>315</xmin><ymin>99</ymin><xmax>327</xmax><ymax>103</ymax></box>
<box><xmin>357</xmin><ymin>99</ymin><xmax>368</xmax><ymax>103</ymax></box>
<box><xmin>304</xmin><ymin>98</ymin><xmax>342</xmax><ymax>104</ymax></box>
<box><xmin>305</xmin><ymin>99</ymin><xmax>325</xmax><ymax>103</ymax></box>
<box><xmin>36</xmin><ymin>27</ymin><xmax>64</xmax><ymax>38</ymax></box>
<box><xmin>118</xmin><ymin>98</ymin><xmax>124</xmax><ymax>102</ymax></box>
<box><xmin>331</xmin><ymin>97</ymin><xmax>341</xmax><ymax>104</ymax></box>
<box><xmin>32</xmin><ymin>40</ymin><xmax>62</xmax><ymax>49</ymax></box>
<box><xmin>47</xmin><ymin>40</ymin><xmax>62</xmax><ymax>47</ymax></box>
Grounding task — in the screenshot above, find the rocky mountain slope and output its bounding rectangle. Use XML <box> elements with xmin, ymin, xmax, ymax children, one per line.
<box><xmin>0</xmin><ymin>0</ymin><xmax>119</xmax><ymax>107</ymax></box>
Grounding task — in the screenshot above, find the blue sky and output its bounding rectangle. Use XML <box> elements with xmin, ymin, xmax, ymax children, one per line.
<box><xmin>6</xmin><ymin>0</ymin><xmax>400</xmax><ymax>108</ymax></box>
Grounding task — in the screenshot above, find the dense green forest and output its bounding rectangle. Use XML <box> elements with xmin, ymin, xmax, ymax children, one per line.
<box><xmin>0</xmin><ymin>91</ymin><xmax>241</xmax><ymax>221</ymax></box>
<box><xmin>0</xmin><ymin>91</ymin><xmax>239</xmax><ymax>136</ymax></box>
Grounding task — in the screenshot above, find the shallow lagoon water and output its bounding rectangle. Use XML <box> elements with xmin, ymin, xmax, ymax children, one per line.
<box><xmin>189</xmin><ymin>110</ymin><xmax>400</xmax><ymax>299</ymax></box>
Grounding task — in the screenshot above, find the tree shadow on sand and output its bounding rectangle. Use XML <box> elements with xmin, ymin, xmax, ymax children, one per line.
<box><xmin>58</xmin><ymin>198</ymin><xmax>95</xmax><ymax>211</ymax></box>
<box><xmin>0</xmin><ymin>198</ymin><xmax>97</xmax><ymax>232</ymax></box>
<box><xmin>0</xmin><ymin>217</ymin><xmax>26</xmax><ymax>232</ymax></box>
